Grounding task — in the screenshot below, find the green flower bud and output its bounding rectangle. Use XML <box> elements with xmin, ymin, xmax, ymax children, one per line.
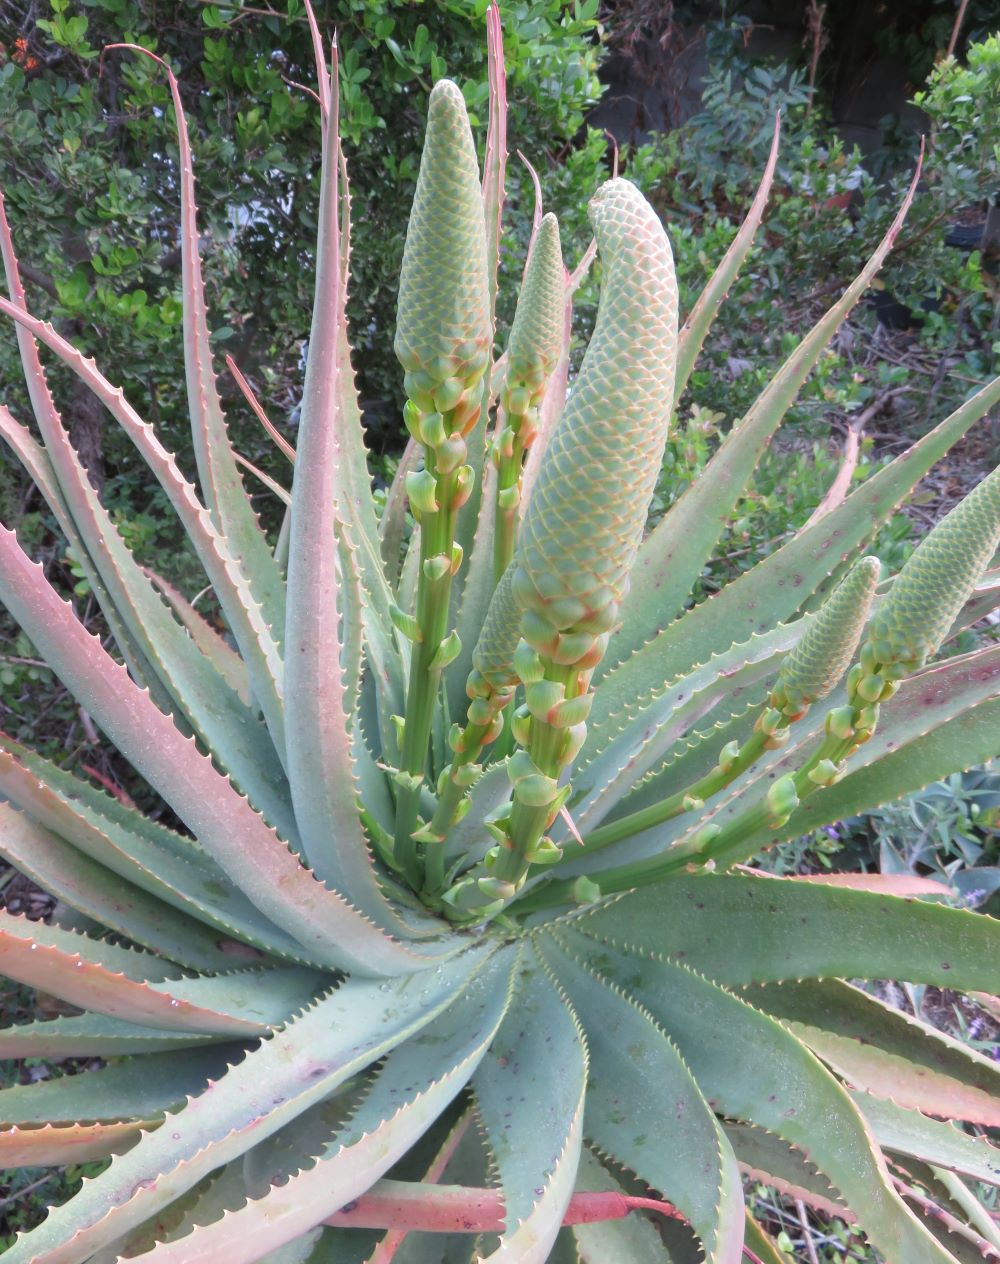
<box><xmin>514</xmin><ymin>179</ymin><xmax>678</xmax><ymax>645</ymax></box>
<box><xmin>394</xmin><ymin>81</ymin><xmax>490</xmax><ymax>389</ymax></box>
<box><xmin>506</xmin><ymin>213</ymin><xmax>565</xmax><ymax>392</ymax></box>
<box><xmin>471</xmin><ymin>566</ymin><xmax>523</xmax><ymax>693</ymax></box>
<box><xmin>771</xmin><ymin>557</ymin><xmax>881</xmax><ymax>716</ymax></box>
<box><xmin>766</xmin><ymin>774</ymin><xmax>800</xmax><ymax>826</ymax></box>
<box><xmin>867</xmin><ymin>464</ymin><xmax>1000</xmax><ymax>671</ymax></box>
<box><xmin>405</xmin><ymin>468</ymin><xmax>439</xmax><ymax>517</ymax></box>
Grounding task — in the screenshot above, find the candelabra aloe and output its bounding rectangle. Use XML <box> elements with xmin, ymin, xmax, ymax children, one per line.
<box><xmin>2</xmin><ymin>7</ymin><xmax>1000</xmax><ymax>1262</ymax></box>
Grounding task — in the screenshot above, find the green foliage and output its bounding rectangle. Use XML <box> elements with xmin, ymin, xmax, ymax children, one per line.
<box><xmin>0</xmin><ymin>0</ymin><xmax>603</xmax><ymax>477</ymax></box>
<box><xmin>804</xmin><ymin>765</ymin><xmax>1000</xmax><ymax>911</ymax></box>
<box><xmin>1</xmin><ymin>10</ymin><xmax>1000</xmax><ymax>1263</ymax></box>
<box><xmin>634</xmin><ymin>27</ymin><xmax>1000</xmax><ymax>438</ymax></box>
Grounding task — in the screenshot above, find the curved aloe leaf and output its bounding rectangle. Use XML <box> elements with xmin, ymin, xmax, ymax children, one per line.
<box><xmin>674</xmin><ymin>113</ymin><xmax>781</xmax><ymax>403</ymax></box>
<box><xmin>0</xmin><ymin>1121</ymin><xmax>148</xmax><ymax>1167</ymax></box>
<box><xmin>115</xmin><ymin>46</ymin><xmax>286</xmax><ymax>637</ymax></box>
<box><xmin>1</xmin><ymin>949</ymin><xmax>491</xmax><ymax>1264</ymax></box>
<box><xmin>0</xmin><ymin>1048</ymin><xmax>237</xmax><ymax>1126</ymax></box>
<box><xmin>539</xmin><ymin>934</ymin><xmax>745</xmax><ymax>1264</ymax></box>
<box><xmin>571</xmin><ymin>872</ymin><xmax>1000</xmax><ymax>991</ymax></box>
<box><xmin>855</xmin><ymin>1095</ymin><xmax>1000</xmax><ymax>1187</ymax></box>
<box><xmin>567</xmin><ymin>933</ymin><xmax>959</xmax><ymax>1264</ymax></box>
<box><xmin>748</xmin><ymin>979</ymin><xmax>1000</xmax><ymax>1125</ymax></box>
<box><xmin>473</xmin><ymin>952</ymin><xmax>587</xmax><ymax>1262</ymax></box>
<box><xmin>0</xmin><ymin>802</ymin><xmax>250</xmax><ymax>972</ymax></box>
<box><xmin>131</xmin><ymin>949</ymin><xmax>515</xmax><ymax>1263</ymax></box>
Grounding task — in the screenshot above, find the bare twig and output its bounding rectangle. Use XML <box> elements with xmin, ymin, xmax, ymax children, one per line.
<box><xmin>803</xmin><ymin>1</ymin><xmax>827</xmax><ymax>118</ymax></box>
<box><xmin>0</xmin><ymin>1173</ymin><xmax>56</xmax><ymax>1211</ymax></box>
<box><xmin>795</xmin><ymin>1197</ymin><xmax>822</xmax><ymax>1264</ymax></box>
<box><xmin>947</xmin><ymin>0</ymin><xmax>971</xmax><ymax>58</ymax></box>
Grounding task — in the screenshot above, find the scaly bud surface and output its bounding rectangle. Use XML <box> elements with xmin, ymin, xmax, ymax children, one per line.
<box><xmin>771</xmin><ymin>556</ymin><xmax>881</xmax><ymax>717</ymax></box>
<box><xmin>506</xmin><ymin>214</ymin><xmax>565</xmax><ymax>389</ymax></box>
<box><xmin>471</xmin><ymin>565</ymin><xmax>523</xmax><ymax>694</ymax></box>
<box><xmin>867</xmin><ymin>464</ymin><xmax>1000</xmax><ymax>671</ymax></box>
<box><xmin>514</xmin><ymin>179</ymin><xmax>678</xmax><ymax>645</ymax></box>
<box><xmin>394</xmin><ymin>80</ymin><xmax>491</xmax><ymax>390</ymax></box>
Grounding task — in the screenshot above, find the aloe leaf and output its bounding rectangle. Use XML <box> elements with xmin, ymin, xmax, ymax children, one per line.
<box><xmin>0</xmin><ymin>527</ymin><xmax>452</xmax><ymax>974</ymax></box>
<box><xmin>891</xmin><ymin>1164</ymin><xmax>999</xmax><ymax>1263</ymax></box>
<box><xmin>748</xmin><ymin>979</ymin><xmax>1000</xmax><ymax>1125</ymax></box>
<box><xmin>602</xmin><ymin>371</ymin><xmax>1000</xmax><ymax>706</ymax></box>
<box><xmin>570</xmin><ymin>1149</ymin><xmax>674</xmax><ymax>1262</ymax></box>
<box><xmin>0</xmin><ymin>737</ymin><xmax>319</xmax><ymax>965</ymax></box>
<box><xmin>0</xmin><ymin>913</ymin><xmax>295</xmax><ymax>1035</ymax></box>
<box><xmin>0</xmin><ymin>1013</ymin><xmax>221</xmax><ymax>1059</ymax></box>
<box><xmin>236</xmin><ymin>453</ymin><xmax>291</xmax><ymax>504</ymax></box>
<box><xmin>723</xmin><ymin>1123</ymin><xmax>848</xmax><ymax>1219</ymax></box>
<box><xmin>0</xmin><ymin>802</ymin><xmax>252</xmax><ymax>972</ymax></box>
<box><xmin>571</xmin><ymin>872</ymin><xmax>1000</xmax><ymax>991</ymax></box>
<box><xmin>571</xmin><ymin>936</ymin><xmax>958</xmax><ymax>1264</ymax></box>
<box><xmin>0</xmin><ymin>1121</ymin><xmax>147</xmax><ymax>1167</ymax></box>
<box><xmin>610</xmin><ymin>165</ymin><xmax>920</xmax><ymax>673</ymax></box>
<box><xmin>0</xmin><ymin>294</ymin><xmax>289</xmax><ymax>759</ymax></box>
<box><xmin>0</xmin><ymin>910</ymin><xmax>179</xmax><ymax>980</ymax></box>
<box><xmin>226</xmin><ymin>354</ymin><xmax>297</xmax><ymax>464</ymax></box>
<box><xmin>113</xmin><ymin>46</ymin><xmax>286</xmax><ymax>635</ymax></box>
<box><xmin>139</xmin><ymin>951</ymin><xmax>516</xmax><ymax>1263</ymax></box>
<box><xmin>950</xmin><ymin>564</ymin><xmax>1000</xmax><ymax>636</ymax></box>
<box><xmin>473</xmin><ymin>951</ymin><xmax>587</xmax><ymax>1262</ymax></box>
<box><xmin>0</xmin><ymin>1048</ymin><xmax>238</xmax><ymax>1125</ymax></box>
<box><xmin>281</xmin><ymin>72</ymin><xmax>381</xmax><ymax>903</ymax></box>
<box><xmin>673</xmin><ymin>114</ymin><xmax>780</xmax><ymax>404</ymax></box>
<box><xmin>144</xmin><ymin>567</ymin><xmax>250</xmax><ymax>702</ymax></box>
<box><xmin>281</xmin><ymin>54</ymin><xmax>403</xmax><ymax>924</ymax></box>
<box><xmin>0</xmin><ymin>949</ymin><xmax>492</xmax><ymax>1264</ymax></box>
<box><xmin>853</xmin><ymin>1094</ymin><xmax>1000</xmax><ymax>1187</ymax></box>
<box><xmin>538</xmin><ymin>934</ymin><xmax>745</xmax><ymax>1264</ymax></box>
<box><xmin>281</xmin><ymin>42</ymin><xmax>402</xmax><ymax>910</ymax></box>
<box><xmin>331</xmin><ymin>132</ymin><xmax>400</xmax><ymax>656</ymax></box>
<box><xmin>0</xmin><ymin>401</ymin><xmax>163</xmax><ymax>705</ymax></box>
<box><xmin>483</xmin><ymin>0</ymin><xmax>507</xmax><ymax>324</ymax></box>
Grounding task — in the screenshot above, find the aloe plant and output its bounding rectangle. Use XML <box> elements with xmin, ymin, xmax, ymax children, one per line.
<box><xmin>1</xmin><ymin>7</ymin><xmax>1000</xmax><ymax>1262</ymax></box>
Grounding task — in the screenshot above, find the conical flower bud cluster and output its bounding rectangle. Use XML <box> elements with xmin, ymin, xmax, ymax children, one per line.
<box><xmin>867</xmin><ymin>464</ymin><xmax>1000</xmax><ymax>672</ymax></box>
<box><xmin>505</xmin><ymin>213</ymin><xmax>564</xmax><ymax>400</ymax></box>
<box><xmin>394</xmin><ymin>79</ymin><xmax>491</xmax><ymax>431</ymax></box>
<box><xmin>770</xmin><ymin>557</ymin><xmax>881</xmax><ymax>718</ymax></box>
<box><xmin>513</xmin><ymin>179</ymin><xmax>678</xmax><ymax>653</ymax></box>
<box><xmin>470</xmin><ymin>565</ymin><xmax>522</xmax><ymax>697</ymax></box>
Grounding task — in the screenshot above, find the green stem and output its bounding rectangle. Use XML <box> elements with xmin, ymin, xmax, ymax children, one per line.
<box><xmin>493</xmin><ymin>422</ymin><xmax>527</xmax><ymax>582</ymax></box>
<box><xmin>582</xmin><ymin>729</ymin><xmax>769</xmax><ymax>854</ymax></box>
<box><xmin>565</xmin><ymin>729</ymin><xmax>860</xmax><ymax>899</ymax></box>
<box><xmin>394</xmin><ymin>452</ymin><xmax>460</xmax><ymax>886</ymax></box>
<box><xmin>422</xmin><ymin>715</ymin><xmax>495</xmax><ymax>896</ymax></box>
<box><xmin>492</xmin><ymin>661</ymin><xmax>577</xmax><ymax>885</ymax></box>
